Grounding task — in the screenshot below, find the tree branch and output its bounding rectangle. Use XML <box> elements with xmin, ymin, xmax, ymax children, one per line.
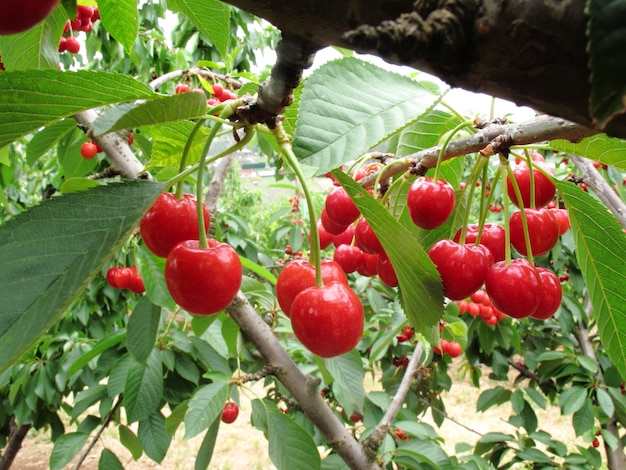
<box><xmin>0</xmin><ymin>419</ymin><xmax>31</xmax><ymax>470</ymax></box>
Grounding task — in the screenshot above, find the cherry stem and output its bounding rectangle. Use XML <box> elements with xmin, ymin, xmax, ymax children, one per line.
<box><xmin>499</xmin><ymin>158</ymin><xmax>513</xmax><ymax>264</ymax></box>
<box><xmin>433</xmin><ymin>120</ymin><xmax>474</xmax><ymax>182</ymax></box>
<box><xmin>272</xmin><ymin>123</ymin><xmax>323</xmax><ymax>287</ymax></box>
<box><xmin>504</xmin><ymin>161</ymin><xmax>535</xmax><ymax>266</ymax></box>
<box><xmin>475</xmin><ymin>164</ymin><xmax>501</xmax><ymax>243</ymax></box>
<box><xmin>176</xmin><ymin>119</ymin><xmax>208</xmax><ymax>199</ymax></box>
<box><xmin>522</xmin><ymin>148</ymin><xmax>537</xmax><ymax>210</ymax></box>
<box><xmin>456</xmin><ymin>155</ymin><xmax>487</xmax><ymax>244</ymax></box>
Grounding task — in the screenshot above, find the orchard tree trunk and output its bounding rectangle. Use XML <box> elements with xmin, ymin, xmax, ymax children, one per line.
<box><xmin>220</xmin><ymin>0</ymin><xmax>626</xmax><ymax>139</ymax></box>
<box><xmin>0</xmin><ymin>419</ymin><xmax>31</xmax><ymax>470</ymax></box>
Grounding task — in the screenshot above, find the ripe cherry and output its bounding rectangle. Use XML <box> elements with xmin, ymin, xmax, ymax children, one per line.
<box><xmin>333</xmin><ymin>244</ymin><xmax>363</xmax><ymax>274</ymax></box>
<box><xmin>290</xmin><ymin>282</ymin><xmax>364</xmax><ymax>357</ymax></box>
<box><xmin>80</xmin><ymin>141</ymin><xmax>98</xmax><ymax>159</ymax></box>
<box><xmin>509</xmin><ymin>208</ymin><xmax>560</xmax><ymax>257</ymax></box>
<box><xmin>316</xmin><ymin>220</ymin><xmax>334</xmax><ymax>249</ymax></box>
<box><xmin>427</xmin><ymin>239</ymin><xmax>493</xmax><ymax>301</ymax></box>
<box><xmin>332</xmin><ymin>224</ymin><xmax>356</xmax><ymax>248</ymax></box>
<box><xmin>275</xmin><ymin>259</ymin><xmax>348</xmax><ymax>317</ymax></box>
<box><xmin>140</xmin><ymin>192</ymin><xmax>210</xmax><ymax>258</ymax></box>
<box><xmin>454</xmin><ymin>223</ymin><xmax>506</xmax><ymax>262</ymax></box>
<box><xmin>221</xmin><ymin>401</ymin><xmax>239</xmax><ymax>424</ymax></box>
<box><xmin>325</xmin><ymin>187</ymin><xmax>360</xmax><ymax>227</ymax></box>
<box><xmin>407</xmin><ymin>177</ymin><xmax>455</xmax><ymax>229</ymax></box>
<box><xmin>175</xmin><ymin>83</ymin><xmax>190</xmax><ymax>94</ymax></box>
<box><xmin>65</xmin><ymin>36</ymin><xmax>81</xmax><ymax>54</ymax></box>
<box><xmin>0</xmin><ymin>0</ymin><xmax>61</xmax><ymax>35</ymax></box>
<box><xmin>320</xmin><ymin>208</ymin><xmax>349</xmax><ymax>235</ymax></box>
<box><xmin>507</xmin><ymin>162</ymin><xmax>556</xmax><ymax>208</ymax></box>
<box><xmin>444</xmin><ymin>341</ymin><xmax>462</xmax><ymax>358</ymax></box>
<box><xmin>164</xmin><ymin>239</ymin><xmax>241</xmax><ymax>315</ymax></box>
<box><xmin>550</xmin><ymin>208</ymin><xmax>570</xmax><ymax>235</ymax></box>
<box><xmin>377</xmin><ymin>253</ymin><xmax>398</xmax><ymax>287</ymax></box>
<box><xmin>354</xmin><ymin>217</ymin><xmax>383</xmax><ymax>254</ymax></box>
<box><xmin>530</xmin><ymin>268</ymin><xmax>562</xmax><ymax>320</ymax></box>
<box><xmin>357</xmin><ymin>252</ymin><xmax>379</xmax><ymax>277</ymax></box>
<box><xmin>485</xmin><ymin>259</ymin><xmax>541</xmax><ymax>318</ymax></box>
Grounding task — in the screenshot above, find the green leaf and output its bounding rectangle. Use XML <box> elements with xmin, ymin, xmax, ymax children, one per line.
<box><xmin>167</xmin><ymin>0</ymin><xmax>231</xmax><ymax>57</ymax></box>
<box><xmin>98</xmin><ymin>448</ymin><xmax>124</xmax><ymax>470</ymax></box>
<box><xmin>550</xmin><ymin>134</ymin><xmax>626</xmax><ymax>170</ymax></box>
<box><xmin>240</xmin><ymin>256</ymin><xmax>277</xmax><ymax>285</ymax></box>
<box><xmin>183</xmin><ymin>378</ymin><xmax>230</xmax><ymax>439</ymax></box>
<box><xmin>596</xmin><ymin>387</ymin><xmax>615</xmax><ymax>418</ymax></box>
<box><xmin>138</xmin><ymin>411</ymin><xmax>172</xmax><ymax>464</ymax></box>
<box><xmin>92</xmin><ymin>93</ymin><xmax>209</xmax><ymax>136</ymax></box>
<box><xmin>136</xmin><ymin>245</ymin><xmax>177</xmax><ymax>311</ymax></box>
<box><xmin>60</xmin><ymin>177</ymin><xmax>102</xmax><ymax>194</ymax></box>
<box><xmin>127</xmin><ymin>297</ymin><xmax>162</xmax><ymax>364</ymax></box>
<box><xmin>144</xmin><ymin>121</ymin><xmax>210</xmax><ymax>168</ymax></box>
<box><xmin>124</xmin><ymin>349</ymin><xmax>164</xmax><ymax>423</ymax></box>
<box><xmin>397</xmin><ymin>109</ymin><xmax>463</xmax><ymax>157</ymax></box>
<box><xmin>476</xmin><ymin>386</ymin><xmax>512</xmax><ymax>412</ymax></box>
<box><xmin>560</xmin><ymin>385</ymin><xmax>588</xmax><ymax>415</ymax></box>
<box><xmin>67</xmin><ymin>330</ymin><xmax>126</xmax><ymax>376</ymax></box>
<box><xmin>515</xmin><ymin>448</ymin><xmax>552</xmax><ymax>463</ymax></box>
<box><xmin>0</xmin><ymin>5</ymin><xmax>67</xmax><ymax>71</ymax></box>
<box><xmin>26</xmin><ymin>119</ymin><xmax>76</xmax><ymax>165</ymax></box>
<box><xmin>334</xmin><ymin>170</ymin><xmax>442</xmax><ymax>344</ymax></box>
<box><xmin>324</xmin><ymin>350</ymin><xmax>366</xmax><ymax>415</ymax></box>
<box><xmin>0</xmin><ymin>180</ymin><xmax>166</xmax><ymax>374</ymax></box>
<box><xmin>98</xmin><ymin>0</ymin><xmax>139</xmax><ymax>53</ymax></box>
<box><xmin>587</xmin><ymin>0</ymin><xmax>626</xmax><ymax>128</ymax></box>
<box><xmin>267</xmin><ymin>409</ymin><xmax>321</xmax><ymax>470</ymax></box>
<box><xmin>0</xmin><ymin>70</ymin><xmax>156</xmax><ymax>148</ymax></box>
<box><xmin>572</xmin><ymin>398</ymin><xmax>594</xmax><ymax>437</ymax></box>
<box><xmin>49</xmin><ymin>432</ymin><xmax>89</xmax><ymax>470</ymax></box>
<box><xmin>556</xmin><ymin>180</ymin><xmax>626</xmax><ymax>380</ymax></box>
<box><xmin>194</xmin><ymin>417</ymin><xmax>221</xmax><ymax>470</ymax></box>
<box><xmin>293</xmin><ymin>58</ymin><xmax>440</xmax><ymax>175</ymax></box>
<box><xmin>395</xmin><ymin>440</ymin><xmax>453</xmax><ymax>469</ymax></box>
<box><xmin>119</xmin><ymin>425</ymin><xmax>143</xmax><ymax>460</ymax></box>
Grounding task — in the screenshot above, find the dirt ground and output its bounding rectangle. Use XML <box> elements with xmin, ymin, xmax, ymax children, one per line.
<box><xmin>10</xmin><ymin>361</ymin><xmax>581</xmax><ymax>470</ymax></box>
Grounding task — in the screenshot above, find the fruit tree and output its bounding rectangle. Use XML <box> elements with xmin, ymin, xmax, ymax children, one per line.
<box><xmin>1</xmin><ymin>1</ymin><xmax>626</xmax><ymax>469</ymax></box>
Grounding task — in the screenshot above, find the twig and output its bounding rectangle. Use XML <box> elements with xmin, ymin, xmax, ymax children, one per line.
<box><xmin>418</xmin><ymin>397</ymin><xmax>484</xmax><ymax>438</ymax></box>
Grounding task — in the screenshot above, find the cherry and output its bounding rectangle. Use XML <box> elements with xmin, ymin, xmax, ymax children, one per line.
<box><xmin>0</xmin><ymin>0</ymin><xmax>60</xmax><ymax>35</ymax></box>
<box><xmin>211</xmin><ymin>83</ymin><xmax>224</xmax><ymax>98</ymax></box>
<box><xmin>80</xmin><ymin>141</ymin><xmax>98</xmax><ymax>159</ymax></box>
<box><xmin>333</xmin><ymin>244</ymin><xmax>363</xmax><ymax>274</ymax></box>
<box><xmin>530</xmin><ymin>268</ymin><xmax>562</xmax><ymax>320</ymax></box>
<box><xmin>357</xmin><ymin>252</ymin><xmax>379</xmax><ymax>277</ymax></box>
<box><xmin>550</xmin><ymin>208</ymin><xmax>570</xmax><ymax>235</ymax></box>
<box><xmin>444</xmin><ymin>341</ymin><xmax>462</xmax><ymax>358</ymax></box>
<box><xmin>164</xmin><ymin>239</ymin><xmax>242</xmax><ymax>315</ymax></box>
<box><xmin>427</xmin><ymin>239</ymin><xmax>493</xmax><ymax>301</ymax></box>
<box><xmin>485</xmin><ymin>259</ymin><xmax>541</xmax><ymax>318</ymax></box>
<box><xmin>354</xmin><ymin>217</ymin><xmax>383</xmax><ymax>254</ymax></box>
<box><xmin>509</xmin><ymin>208</ymin><xmax>560</xmax><ymax>257</ymax></box>
<box><xmin>175</xmin><ymin>83</ymin><xmax>190</xmax><ymax>94</ymax></box>
<box><xmin>324</xmin><ymin>187</ymin><xmax>360</xmax><ymax>227</ymax></box>
<box><xmin>592</xmin><ymin>438</ymin><xmax>600</xmax><ymax>448</ymax></box>
<box><xmin>275</xmin><ymin>259</ymin><xmax>348</xmax><ymax>317</ymax></box>
<box><xmin>349</xmin><ymin>412</ymin><xmax>363</xmax><ymax>423</ymax></box>
<box><xmin>407</xmin><ymin>177</ymin><xmax>455</xmax><ymax>229</ymax></box>
<box><xmin>106</xmin><ymin>266</ymin><xmax>145</xmax><ymax>294</ymax></box>
<box><xmin>320</xmin><ymin>208</ymin><xmax>349</xmax><ymax>235</ymax></box>
<box><xmin>332</xmin><ymin>224</ymin><xmax>356</xmax><ymax>248</ymax></box>
<box><xmin>290</xmin><ymin>282</ymin><xmax>364</xmax><ymax>358</ymax></box>
<box><xmin>65</xmin><ymin>36</ymin><xmax>81</xmax><ymax>54</ymax></box>
<box><xmin>377</xmin><ymin>253</ymin><xmax>398</xmax><ymax>287</ymax></box>
<box><xmin>454</xmin><ymin>223</ymin><xmax>506</xmax><ymax>262</ymax></box>
<box><xmin>221</xmin><ymin>401</ymin><xmax>239</xmax><ymax>424</ymax></box>
<box><xmin>316</xmin><ymin>220</ymin><xmax>334</xmax><ymax>249</ymax></box>
<box><xmin>506</xmin><ymin>162</ymin><xmax>556</xmax><ymax>208</ymax></box>
<box><xmin>140</xmin><ymin>192</ymin><xmax>210</xmax><ymax>258</ymax></box>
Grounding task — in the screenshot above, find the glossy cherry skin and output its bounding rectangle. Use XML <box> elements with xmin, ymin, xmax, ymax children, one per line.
<box><xmin>485</xmin><ymin>259</ymin><xmax>541</xmax><ymax>318</ymax></box>
<box><xmin>377</xmin><ymin>253</ymin><xmax>398</xmax><ymax>287</ymax></box>
<box><xmin>290</xmin><ymin>282</ymin><xmax>364</xmax><ymax>358</ymax></box>
<box><xmin>454</xmin><ymin>223</ymin><xmax>506</xmax><ymax>262</ymax></box>
<box><xmin>428</xmin><ymin>239</ymin><xmax>493</xmax><ymax>301</ymax></box>
<box><xmin>0</xmin><ymin>0</ymin><xmax>60</xmax><ymax>35</ymax></box>
<box><xmin>333</xmin><ymin>244</ymin><xmax>363</xmax><ymax>274</ymax></box>
<box><xmin>506</xmin><ymin>163</ymin><xmax>556</xmax><ymax>208</ymax></box>
<box><xmin>407</xmin><ymin>177</ymin><xmax>455</xmax><ymax>230</ymax></box>
<box><xmin>550</xmin><ymin>208</ymin><xmax>571</xmax><ymax>235</ymax></box>
<box><xmin>530</xmin><ymin>268</ymin><xmax>562</xmax><ymax>320</ymax></box>
<box><xmin>332</xmin><ymin>224</ymin><xmax>356</xmax><ymax>248</ymax></box>
<box><xmin>164</xmin><ymin>239</ymin><xmax>242</xmax><ymax>315</ymax></box>
<box><xmin>320</xmin><ymin>208</ymin><xmax>349</xmax><ymax>235</ymax></box>
<box><xmin>221</xmin><ymin>401</ymin><xmax>239</xmax><ymax>424</ymax></box>
<box><xmin>509</xmin><ymin>208</ymin><xmax>560</xmax><ymax>257</ymax></box>
<box><xmin>325</xmin><ymin>187</ymin><xmax>360</xmax><ymax>227</ymax></box>
<box><xmin>358</xmin><ymin>253</ymin><xmax>379</xmax><ymax>277</ymax></box>
<box><xmin>140</xmin><ymin>193</ymin><xmax>210</xmax><ymax>258</ymax></box>
<box><xmin>355</xmin><ymin>217</ymin><xmax>383</xmax><ymax>254</ymax></box>
<box><xmin>275</xmin><ymin>259</ymin><xmax>348</xmax><ymax>317</ymax></box>
<box><xmin>316</xmin><ymin>220</ymin><xmax>334</xmax><ymax>250</ymax></box>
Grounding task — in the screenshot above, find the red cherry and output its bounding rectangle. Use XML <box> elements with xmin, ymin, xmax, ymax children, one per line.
<box><xmin>355</xmin><ymin>217</ymin><xmax>383</xmax><ymax>254</ymax></box>
<box><xmin>427</xmin><ymin>239</ymin><xmax>493</xmax><ymax>301</ymax></box>
<box><xmin>0</xmin><ymin>0</ymin><xmax>61</xmax><ymax>35</ymax></box>
<box><xmin>290</xmin><ymin>282</ymin><xmax>364</xmax><ymax>358</ymax></box>
<box><xmin>275</xmin><ymin>259</ymin><xmax>348</xmax><ymax>317</ymax></box>
<box><xmin>509</xmin><ymin>208</ymin><xmax>560</xmax><ymax>257</ymax></box>
<box><xmin>407</xmin><ymin>177</ymin><xmax>455</xmax><ymax>230</ymax></box>
<box><xmin>485</xmin><ymin>259</ymin><xmax>541</xmax><ymax>318</ymax></box>
<box><xmin>211</xmin><ymin>83</ymin><xmax>224</xmax><ymax>98</ymax></box>
<box><xmin>349</xmin><ymin>412</ymin><xmax>362</xmax><ymax>423</ymax></box>
<box><xmin>80</xmin><ymin>141</ymin><xmax>98</xmax><ymax>159</ymax></box>
<box><xmin>140</xmin><ymin>193</ymin><xmax>210</xmax><ymax>258</ymax></box>
<box><xmin>550</xmin><ymin>208</ymin><xmax>570</xmax><ymax>235</ymax></box>
<box><xmin>357</xmin><ymin>252</ymin><xmax>379</xmax><ymax>277</ymax></box>
<box><xmin>325</xmin><ymin>187</ymin><xmax>360</xmax><ymax>227</ymax></box>
<box><xmin>333</xmin><ymin>244</ymin><xmax>363</xmax><ymax>274</ymax></box>
<box><xmin>164</xmin><ymin>239</ymin><xmax>242</xmax><ymax>315</ymax></box>
<box><xmin>592</xmin><ymin>438</ymin><xmax>600</xmax><ymax>448</ymax></box>
<box><xmin>454</xmin><ymin>223</ymin><xmax>506</xmax><ymax>262</ymax></box>
<box><xmin>77</xmin><ymin>5</ymin><xmax>94</xmax><ymax>20</ymax></box>
<box><xmin>506</xmin><ymin>163</ymin><xmax>556</xmax><ymax>208</ymax></box>
<box><xmin>332</xmin><ymin>224</ymin><xmax>355</xmax><ymax>248</ymax></box>
<box><xmin>219</xmin><ymin>89</ymin><xmax>237</xmax><ymax>101</ymax></box>
<box><xmin>316</xmin><ymin>220</ymin><xmax>334</xmax><ymax>250</ymax></box>
<box><xmin>175</xmin><ymin>83</ymin><xmax>190</xmax><ymax>94</ymax></box>
<box><xmin>106</xmin><ymin>267</ymin><xmax>122</xmax><ymax>288</ymax></box>
<box><xmin>377</xmin><ymin>253</ymin><xmax>398</xmax><ymax>287</ymax></box>
<box><xmin>445</xmin><ymin>341</ymin><xmax>462</xmax><ymax>358</ymax></box>
<box><xmin>530</xmin><ymin>268</ymin><xmax>562</xmax><ymax>320</ymax></box>
<box><xmin>65</xmin><ymin>36</ymin><xmax>81</xmax><ymax>54</ymax></box>
<box><xmin>320</xmin><ymin>208</ymin><xmax>349</xmax><ymax>235</ymax></box>
<box><xmin>221</xmin><ymin>401</ymin><xmax>239</xmax><ymax>424</ymax></box>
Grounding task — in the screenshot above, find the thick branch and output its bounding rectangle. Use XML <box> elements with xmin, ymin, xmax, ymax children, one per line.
<box><xmin>226</xmin><ymin>293</ymin><xmax>377</xmax><ymax>469</ymax></box>
<box><xmin>0</xmin><ymin>419</ymin><xmax>31</xmax><ymax>470</ymax></box>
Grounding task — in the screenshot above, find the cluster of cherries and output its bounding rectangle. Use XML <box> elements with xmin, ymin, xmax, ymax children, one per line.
<box><xmin>106</xmin><ymin>266</ymin><xmax>145</xmax><ymax>294</ymax></box>
<box><xmin>175</xmin><ymin>81</ymin><xmax>237</xmax><ymax>107</ymax></box>
<box><xmin>407</xmin><ymin>152</ymin><xmax>568</xmax><ymax>321</ymax></box>
<box><xmin>139</xmin><ymin>192</ymin><xmax>242</xmax><ymax>316</ymax></box>
<box><xmin>456</xmin><ymin>289</ymin><xmax>506</xmax><ymax>326</ymax></box>
<box><xmin>58</xmin><ymin>6</ymin><xmax>100</xmax><ymax>54</ymax></box>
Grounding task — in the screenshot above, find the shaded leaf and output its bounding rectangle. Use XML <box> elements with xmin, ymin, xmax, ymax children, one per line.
<box><xmin>98</xmin><ymin>448</ymin><xmax>124</xmax><ymax>470</ymax></box>
<box><xmin>138</xmin><ymin>411</ymin><xmax>172</xmax><ymax>464</ymax></box>
<box><xmin>324</xmin><ymin>350</ymin><xmax>365</xmax><ymax>415</ymax></box>
<box><xmin>49</xmin><ymin>432</ymin><xmax>89</xmax><ymax>470</ymax></box>
<box><xmin>127</xmin><ymin>297</ymin><xmax>162</xmax><ymax>364</ymax></box>
<box><xmin>184</xmin><ymin>378</ymin><xmax>230</xmax><ymax>439</ymax></box>
<box><xmin>168</xmin><ymin>0</ymin><xmax>231</xmax><ymax>57</ymax></box>
<box><xmin>0</xmin><ymin>180</ymin><xmax>166</xmax><ymax>374</ymax></box>
<box><xmin>124</xmin><ymin>349</ymin><xmax>164</xmax><ymax>423</ymax></box>
<box><xmin>194</xmin><ymin>417</ymin><xmax>221</xmax><ymax>470</ymax></box>
<box><xmin>119</xmin><ymin>425</ymin><xmax>143</xmax><ymax>460</ymax></box>
<box><xmin>573</xmin><ymin>398</ymin><xmax>595</xmax><ymax>436</ymax></box>
<box><xmin>560</xmin><ymin>385</ymin><xmax>588</xmax><ymax>415</ymax></box>
<box><xmin>26</xmin><ymin>119</ymin><xmax>76</xmax><ymax>165</ymax></box>
<box><xmin>136</xmin><ymin>245</ymin><xmax>177</xmax><ymax>311</ymax></box>
<box><xmin>294</xmin><ymin>58</ymin><xmax>440</xmax><ymax>175</ymax></box>
<box><xmin>267</xmin><ymin>409</ymin><xmax>321</xmax><ymax>470</ymax></box>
